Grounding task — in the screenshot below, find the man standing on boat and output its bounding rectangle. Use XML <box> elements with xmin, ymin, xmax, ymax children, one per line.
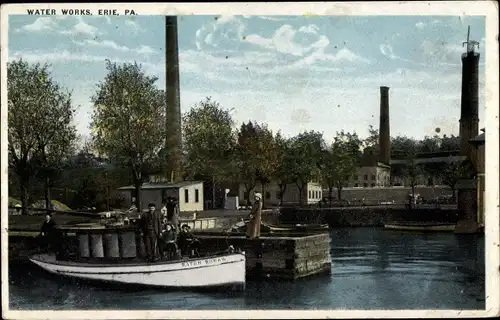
<box><xmin>39</xmin><ymin>212</ymin><xmax>58</xmax><ymax>253</ymax></box>
<box><xmin>246</xmin><ymin>192</ymin><xmax>263</xmax><ymax>239</ymax></box>
<box><xmin>141</xmin><ymin>203</ymin><xmax>162</xmax><ymax>262</ymax></box>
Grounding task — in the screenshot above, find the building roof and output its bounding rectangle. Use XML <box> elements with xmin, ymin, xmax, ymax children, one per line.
<box><xmin>117</xmin><ymin>181</ymin><xmax>203</xmax><ymax>190</ymax></box>
<box><xmin>390</xmin><ymin>155</ymin><xmax>466</xmax><ymax>165</ymax></box>
<box><xmin>469</xmin><ymin>132</ymin><xmax>485</xmax><ymax>145</ymax></box>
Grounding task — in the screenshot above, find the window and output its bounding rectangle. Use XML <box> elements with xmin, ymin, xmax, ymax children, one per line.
<box><xmin>195</xmin><ymin>189</ymin><xmax>199</xmax><ymax>203</ymax></box>
<box><xmin>354</xmin><ymin>183</ymin><xmax>359</xmax><ymax>187</ymax></box>
<box><xmin>363</xmin><ymin>183</ymin><xmax>368</xmax><ymax>188</ymax></box>
<box><xmin>364</xmin><ymin>174</ymin><xmax>368</xmax><ymax>181</ymax></box>
<box><xmin>371</xmin><ymin>183</ymin><xmax>375</xmax><ymax>187</ymax></box>
<box><xmin>371</xmin><ymin>174</ymin><xmax>376</xmax><ymax>180</ymax></box>
<box><xmin>184</xmin><ymin>189</ymin><xmax>189</xmax><ymax>203</ymax></box>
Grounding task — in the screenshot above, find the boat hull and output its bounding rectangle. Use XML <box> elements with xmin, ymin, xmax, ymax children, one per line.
<box><xmin>384</xmin><ymin>224</ymin><xmax>455</xmax><ymax>232</ymax></box>
<box><xmin>29</xmin><ymin>253</ymin><xmax>246</xmax><ymax>289</ymax></box>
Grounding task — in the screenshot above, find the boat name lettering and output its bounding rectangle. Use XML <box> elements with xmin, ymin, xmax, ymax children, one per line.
<box><xmin>181</xmin><ymin>257</ymin><xmax>227</xmax><ymax>268</ymax></box>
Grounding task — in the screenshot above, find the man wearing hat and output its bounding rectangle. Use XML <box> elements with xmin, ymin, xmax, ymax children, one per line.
<box><xmin>246</xmin><ymin>192</ymin><xmax>263</xmax><ymax>239</ymax></box>
<box><xmin>140</xmin><ymin>203</ymin><xmax>162</xmax><ymax>262</ymax></box>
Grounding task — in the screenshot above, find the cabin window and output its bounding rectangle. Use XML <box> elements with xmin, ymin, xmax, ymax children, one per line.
<box><xmin>184</xmin><ymin>189</ymin><xmax>189</xmax><ymax>203</ymax></box>
<box><xmin>309</xmin><ymin>190</ymin><xmax>312</xmax><ymax>199</ymax></box>
<box><xmin>195</xmin><ymin>189</ymin><xmax>199</xmax><ymax>203</ymax></box>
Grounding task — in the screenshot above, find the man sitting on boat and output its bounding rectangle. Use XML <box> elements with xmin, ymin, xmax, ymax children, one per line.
<box><xmin>160</xmin><ymin>223</ymin><xmax>179</xmax><ymax>260</ymax></box>
<box><xmin>140</xmin><ymin>203</ymin><xmax>163</xmax><ymax>262</ymax></box>
<box><xmin>178</xmin><ymin>224</ymin><xmax>200</xmax><ymax>257</ymax></box>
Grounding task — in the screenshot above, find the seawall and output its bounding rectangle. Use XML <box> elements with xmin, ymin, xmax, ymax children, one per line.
<box><xmin>279</xmin><ymin>206</ymin><xmax>459</xmax><ymax>227</ymax></box>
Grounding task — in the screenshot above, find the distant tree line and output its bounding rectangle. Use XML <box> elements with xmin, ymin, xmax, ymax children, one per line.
<box><xmin>7</xmin><ymin>59</ymin><xmax>476</xmax><ymax>213</ymax></box>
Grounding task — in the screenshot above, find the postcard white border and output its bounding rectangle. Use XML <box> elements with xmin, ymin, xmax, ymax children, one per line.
<box><xmin>1</xmin><ymin>1</ymin><xmax>499</xmax><ymax>319</ymax></box>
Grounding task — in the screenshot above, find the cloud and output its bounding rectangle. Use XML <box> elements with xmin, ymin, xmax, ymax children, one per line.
<box><xmin>242</xmin><ymin>15</ymin><xmax>290</xmax><ymax>21</ymax></box>
<box><xmin>298</xmin><ymin>24</ymin><xmax>320</xmax><ymax>34</ymax></box>
<box><xmin>245</xmin><ymin>24</ymin><xmax>329</xmax><ymax>56</ymax></box>
<box><xmin>60</xmin><ymin>19</ymin><xmax>100</xmax><ymax>37</ymax></box>
<box><xmin>415</xmin><ymin>22</ymin><xmax>426</xmax><ymax>29</ymax></box>
<box><xmin>125</xmin><ymin>19</ymin><xmax>142</xmax><ymax>33</ymax></box>
<box><xmin>72</xmin><ymin>39</ymin><xmax>156</xmax><ymax>55</ymax></box>
<box><xmin>195</xmin><ymin>15</ymin><xmax>246</xmax><ymax>50</ymax></box>
<box><xmin>17</xmin><ymin>17</ymin><xmax>58</xmax><ymax>32</ymax></box>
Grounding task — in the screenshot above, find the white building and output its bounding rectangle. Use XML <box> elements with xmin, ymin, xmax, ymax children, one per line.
<box><xmin>347</xmin><ymin>163</ymin><xmax>391</xmax><ymax>188</ymax></box>
<box><xmin>117</xmin><ymin>181</ymin><xmax>204</xmax><ymax>212</ymax></box>
<box><xmin>238</xmin><ymin>180</ymin><xmax>323</xmax><ymax>206</ymax></box>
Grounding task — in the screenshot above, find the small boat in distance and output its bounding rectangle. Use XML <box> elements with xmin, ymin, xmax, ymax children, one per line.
<box><xmin>384</xmin><ymin>221</ymin><xmax>456</xmax><ymax>232</ymax></box>
<box><xmin>29</xmin><ymin>222</ymin><xmax>246</xmax><ymax>290</ymax></box>
<box><xmin>227</xmin><ymin>220</ymin><xmax>329</xmax><ymax>233</ymax></box>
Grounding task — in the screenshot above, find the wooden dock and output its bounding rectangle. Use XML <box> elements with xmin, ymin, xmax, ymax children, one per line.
<box><xmin>194</xmin><ymin>232</ymin><xmax>332</xmax><ymax>280</ymax></box>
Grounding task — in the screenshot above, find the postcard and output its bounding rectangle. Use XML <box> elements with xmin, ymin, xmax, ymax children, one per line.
<box><xmin>1</xmin><ymin>1</ymin><xmax>499</xmax><ymax>319</ymax></box>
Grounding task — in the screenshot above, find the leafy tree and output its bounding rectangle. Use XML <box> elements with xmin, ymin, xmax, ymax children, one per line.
<box><xmin>272</xmin><ymin>133</ymin><xmax>294</xmax><ymax>206</ymax></box>
<box><xmin>322</xmin><ymin>131</ymin><xmax>362</xmax><ymax>202</ymax></box>
<box><xmin>363</xmin><ymin>124</ymin><xmax>379</xmax><ymax>155</ymax></box>
<box><xmin>401</xmin><ymin>151</ymin><xmax>422</xmax><ymax>204</ymax></box>
<box><xmin>90</xmin><ymin>60</ymin><xmax>166</xmax><ymax>212</ymax></box>
<box><xmin>182</xmin><ymin>97</ymin><xmax>236</xmax><ymax>207</ymax></box>
<box><xmin>418</xmin><ymin>135</ymin><xmax>441</xmax><ymax>153</ymax></box>
<box><xmin>288</xmin><ymin>131</ymin><xmax>325</xmax><ymax>206</ymax></box>
<box><xmin>7</xmin><ymin>59</ymin><xmax>76</xmax><ymax>214</ymax></box>
<box><xmin>440</xmin><ymin>134</ymin><xmax>460</xmax><ymax>151</ymax></box>
<box><xmin>439</xmin><ymin>158</ymin><xmax>476</xmax><ymax>202</ymax></box>
<box><xmin>391</xmin><ymin>135</ymin><xmax>419</xmax><ymax>158</ymax></box>
<box><xmin>236</xmin><ymin>121</ymin><xmax>279</xmax><ymax>207</ymax></box>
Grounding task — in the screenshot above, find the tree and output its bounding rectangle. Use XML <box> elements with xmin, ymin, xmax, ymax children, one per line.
<box><xmin>236</xmin><ymin>121</ymin><xmax>279</xmax><ymax>207</ymax></box>
<box><xmin>440</xmin><ymin>134</ymin><xmax>460</xmax><ymax>151</ymax></box>
<box><xmin>288</xmin><ymin>131</ymin><xmax>325</xmax><ymax>206</ymax></box>
<box><xmin>440</xmin><ymin>158</ymin><xmax>476</xmax><ymax>202</ymax></box>
<box><xmin>322</xmin><ymin>131</ymin><xmax>362</xmax><ymax>203</ymax></box>
<box><xmin>401</xmin><ymin>151</ymin><xmax>422</xmax><ymax>206</ymax></box>
<box><xmin>391</xmin><ymin>135</ymin><xmax>419</xmax><ymax>158</ymax></box>
<box><xmin>418</xmin><ymin>135</ymin><xmax>441</xmax><ymax>154</ymax></box>
<box><xmin>182</xmin><ymin>97</ymin><xmax>236</xmax><ymax>208</ymax></box>
<box><xmin>7</xmin><ymin>59</ymin><xmax>77</xmax><ymax>214</ymax></box>
<box><xmin>90</xmin><ymin>60</ymin><xmax>166</xmax><ymax>212</ymax></box>
<box><xmin>363</xmin><ymin>124</ymin><xmax>379</xmax><ymax>153</ymax></box>
<box><xmin>272</xmin><ymin>133</ymin><xmax>294</xmax><ymax>206</ymax></box>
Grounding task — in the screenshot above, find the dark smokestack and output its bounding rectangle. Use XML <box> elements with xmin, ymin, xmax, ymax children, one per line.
<box><xmin>459</xmin><ymin>26</ymin><xmax>480</xmax><ymax>162</ymax></box>
<box><xmin>165</xmin><ymin>16</ymin><xmax>182</xmax><ymax>182</ymax></box>
<box><xmin>379</xmin><ymin>86</ymin><xmax>391</xmax><ymax>165</ymax></box>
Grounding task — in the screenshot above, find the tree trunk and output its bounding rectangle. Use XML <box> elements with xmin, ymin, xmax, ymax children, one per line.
<box><xmin>278</xmin><ymin>183</ymin><xmax>287</xmax><ymax>206</ymax></box>
<box><xmin>260</xmin><ymin>180</ymin><xmax>266</xmax><ymax>208</ymax></box>
<box><xmin>328</xmin><ymin>186</ymin><xmax>333</xmax><ymax>206</ymax></box>
<box><xmin>20</xmin><ymin>179</ymin><xmax>29</xmax><ymax>215</ymax></box>
<box><xmin>337</xmin><ymin>185</ymin><xmax>343</xmax><ymax>201</ymax></box>
<box><xmin>297</xmin><ymin>182</ymin><xmax>304</xmax><ymax>207</ymax></box>
<box><xmin>44</xmin><ymin>176</ymin><xmax>52</xmax><ymax>210</ymax></box>
<box><xmin>451</xmin><ymin>187</ymin><xmax>456</xmax><ymax>203</ymax></box>
<box><xmin>134</xmin><ymin>177</ymin><xmax>142</xmax><ymax>213</ymax></box>
<box><xmin>211</xmin><ymin>176</ymin><xmax>215</xmax><ymax>209</ymax></box>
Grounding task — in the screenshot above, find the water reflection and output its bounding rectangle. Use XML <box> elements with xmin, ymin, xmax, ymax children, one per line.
<box><xmin>9</xmin><ymin>228</ymin><xmax>485</xmax><ymax>310</ymax></box>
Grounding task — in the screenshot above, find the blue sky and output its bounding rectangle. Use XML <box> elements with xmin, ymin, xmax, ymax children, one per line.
<box><xmin>8</xmin><ymin>14</ymin><xmax>486</xmax><ymax>142</ymax></box>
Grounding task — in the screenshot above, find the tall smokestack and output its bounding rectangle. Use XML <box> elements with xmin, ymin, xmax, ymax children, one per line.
<box><xmin>165</xmin><ymin>16</ymin><xmax>182</xmax><ymax>182</ymax></box>
<box><xmin>379</xmin><ymin>86</ymin><xmax>391</xmax><ymax>165</ymax></box>
<box><xmin>459</xmin><ymin>26</ymin><xmax>480</xmax><ymax>163</ymax></box>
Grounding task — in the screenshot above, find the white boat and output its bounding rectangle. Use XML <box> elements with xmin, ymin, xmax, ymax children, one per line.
<box><xmin>29</xmin><ymin>251</ymin><xmax>246</xmax><ymax>289</ymax></box>
<box><xmin>29</xmin><ymin>222</ymin><xmax>246</xmax><ymax>290</ymax></box>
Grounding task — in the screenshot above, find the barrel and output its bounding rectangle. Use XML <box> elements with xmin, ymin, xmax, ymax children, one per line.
<box><xmin>78</xmin><ymin>233</ymin><xmax>90</xmax><ymax>258</ymax></box>
<box><xmin>90</xmin><ymin>234</ymin><xmax>104</xmax><ymax>258</ymax></box>
<box><xmin>119</xmin><ymin>231</ymin><xmax>137</xmax><ymax>258</ymax></box>
<box><xmin>103</xmin><ymin>233</ymin><xmax>120</xmax><ymax>258</ymax></box>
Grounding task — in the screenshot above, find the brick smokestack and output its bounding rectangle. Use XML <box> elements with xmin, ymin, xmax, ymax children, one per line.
<box><xmin>459</xmin><ymin>31</ymin><xmax>480</xmax><ymax>163</ymax></box>
<box><xmin>379</xmin><ymin>86</ymin><xmax>391</xmax><ymax>165</ymax></box>
<box><xmin>165</xmin><ymin>16</ymin><xmax>182</xmax><ymax>182</ymax></box>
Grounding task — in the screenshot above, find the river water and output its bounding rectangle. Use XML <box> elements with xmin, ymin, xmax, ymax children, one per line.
<box><xmin>8</xmin><ymin>228</ymin><xmax>485</xmax><ymax>310</ymax></box>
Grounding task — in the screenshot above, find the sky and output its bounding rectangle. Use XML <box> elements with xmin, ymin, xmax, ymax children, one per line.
<box><xmin>7</xmin><ymin>14</ymin><xmax>486</xmax><ymax>142</ymax></box>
